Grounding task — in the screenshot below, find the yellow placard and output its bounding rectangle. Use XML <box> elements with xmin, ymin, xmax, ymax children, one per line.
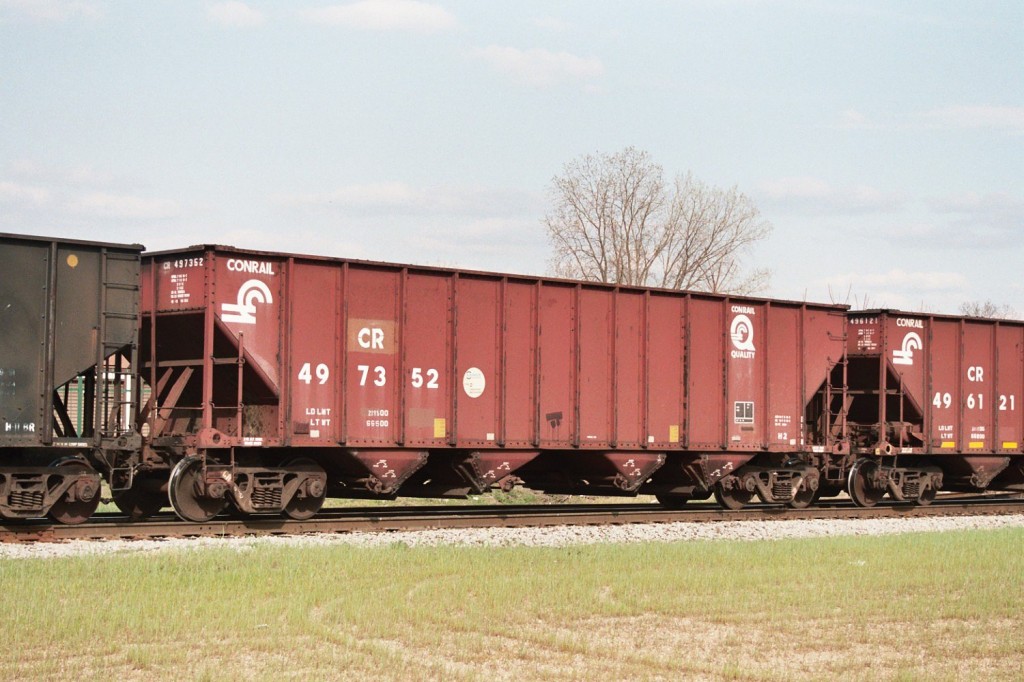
<box><xmin>433</xmin><ymin>418</ymin><xmax>446</xmax><ymax>439</ymax></box>
<box><xmin>669</xmin><ymin>425</ymin><xmax>680</xmax><ymax>443</ymax></box>
<box><xmin>1002</xmin><ymin>442</ymin><xmax>1018</xmax><ymax>449</ymax></box>
<box><xmin>940</xmin><ymin>441</ymin><xmax>956</xmax><ymax>449</ymax></box>
<box><xmin>968</xmin><ymin>442</ymin><xmax>984</xmax><ymax>449</ymax></box>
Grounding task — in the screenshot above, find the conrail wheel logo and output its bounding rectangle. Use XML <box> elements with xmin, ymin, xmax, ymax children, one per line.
<box><xmin>730</xmin><ymin>314</ymin><xmax>755</xmax><ymax>356</ymax></box>
<box><xmin>892</xmin><ymin>332</ymin><xmax>922</xmax><ymax>366</ymax></box>
<box><xmin>221</xmin><ymin>279</ymin><xmax>273</xmax><ymax>324</ymax></box>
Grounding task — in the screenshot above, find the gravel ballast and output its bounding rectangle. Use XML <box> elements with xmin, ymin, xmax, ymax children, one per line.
<box><xmin>2</xmin><ymin>513</ymin><xmax>1023</xmax><ymax>560</ymax></box>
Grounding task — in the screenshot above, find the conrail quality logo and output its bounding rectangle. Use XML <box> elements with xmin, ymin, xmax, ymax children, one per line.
<box><xmin>730</xmin><ymin>307</ymin><xmax>756</xmax><ymax>359</ymax></box>
<box><xmin>892</xmin><ymin>332</ymin><xmax>923</xmax><ymax>366</ymax></box>
<box><xmin>892</xmin><ymin>317</ymin><xmax>924</xmax><ymax>365</ymax></box>
<box><xmin>222</xmin><ymin>279</ymin><xmax>273</xmax><ymax>324</ymax></box>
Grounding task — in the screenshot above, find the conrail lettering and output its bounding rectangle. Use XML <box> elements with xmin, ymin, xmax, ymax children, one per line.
<box><xmin>227</xmin><ymin>259</ymin><xmax>276</xmax><ymax>275</ymax></box>
<box><xmin>731</xmin><ymin>305</ymin><xmax>755</xmax><ymax>314</ymax></box>
<box><xmin>896</xmin><ymin>318</ymin><xmax>923</xmax><ymax>328</ymax></box>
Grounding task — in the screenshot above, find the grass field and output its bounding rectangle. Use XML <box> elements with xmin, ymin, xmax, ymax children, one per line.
<box><xmin>3</xmin><ymin>528</ymin><xmax>1022</xmax><ymax>681</ymax></box>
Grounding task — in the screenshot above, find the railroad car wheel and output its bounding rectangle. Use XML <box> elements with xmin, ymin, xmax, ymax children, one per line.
<box><xmin>47</xmin><ymin>461</ymin><xmax>101</xmax><ymax>525</ymax></box>
<box><xmin>169</xmin><ymin>457</ymin><xmax>227</xmax><ymax>523</ymax></box>
<box><xmin>714</xmin><ymin>484</ymin><xmax>752</xmax><ymax>510</ymax></box>
<box><xmin>282</xmin><ymin>458</ymin><xmax>327</xmax><ymax>520</ymax></box>
<box><xmin>915</xmin><ymin>486</ymin><xmax>937</xmax><ymax>506</ymax></box>
<box><xmin>112</xmin><ymin>478</ymin><xmax>166</xmax><ymax>521</ymax></box>
<box><xmin>847</xmin><ymin>459</ymin><xmax>885</xmax><ymax>508</ymax></box>
<box><xmin>788</xmin><ymin>485</ymin><xmax>816</xmax><ymax>509</ymax></box>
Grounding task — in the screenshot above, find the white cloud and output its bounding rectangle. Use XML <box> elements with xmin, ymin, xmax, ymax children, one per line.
<box><xmin>8</xmin><ymin>159</ymin><xmax>113</xmax><ymax>187</ymax></box>
<box><xmin>473</xmin><ymin>45</ymin><xmax>603</xmax><ymax>88</ymax></box>
<box><xmin>850</xmin><ymin>269</ymin><xmax>969</xmax><ymax>292</ymax></box>
<box><xmin>758</xmin><ymin>176</ymin><xmax>906</xmax><ymax>214</ymax></box>
<box><xmin>1</xmin><ymin>161</ymin><xmax>185</xmax><ymax>226</ymax></box>
<box><xmin>816</xmin><ymin>269</ymin><xmax>970</xmax><ymax>310</ymax></box>
<box><xmin>280</xmin><ymin>182</ymin><xmax>434</xmax><ymax>211</ymax></box>
<box><xmin>849</xmin><ymin>192</ymin><xmax>1024</xmax><ymax>254</ymax></box>
<box><xmin>301</xmin><ymin>0</ymin><xmax>456</xmax><ymax>33</ymax></box>
<box><xmin>0</xmin><ymin>160</ymin><xmax>188</xmax><ymax>240</ymax></box>
<box><xmin>921</xmin><ymin>105</ymin><xmax>1024</xmax><ymax>133</ymax></box>
<box><xmin>277</xmin><ymin>182</ymin><xmax>543</xmax><ymax>217</ymax></box>
<box><xmin>0</xmin><ymin>0</ymin><xmax>99</xmax><ymax>20</ymax></box>
<box><xmin>0</xmin><ymin>180</ymin><xmax>51</xmax><ymax>205</ymax></box>
<box><xmin>831</xmin><ymin>109</ymin><xmax>877</xmax><ymax>130</ymax></box>
<box><xmin>759</xmin><ymin>176</ymin><xmax>831</xmax><ymax>200</ymax></box>
<box><xmin>925</xmin><ymin>192</ymin><xmax>1024</xmax><ymax>246</ymax></box>
<box><xmin>400</xmin><ymin>216</ymin><xmax>538</xmax><ymax>252</ymax></box>
<box><xmin>270</xmin><ymin>180</ymin><xmax>551</xmax><ymax>274</ymax></box>
<box><xmin>931</xmin><ymin>191</ymin><xmax>1024</xmax><ymax>215</ymax></box>
<box><xmin>70</xmin><ymin>192</ymin><xmax>180</xmax><ymax>220</ymax></box>
<box><xmin>532</xmin><ymin>15</ymin><xmax>574</xmax><ymax>32</ymax></box>
<box><xmin>207</xmin><ymin>1</ymin><xmax>265</xmax><ymax>28</ymax></box>
<box><xmin>829</xmin><ymin>105</ymin><xmax>1024</xmax><ymax>134</ymax></box>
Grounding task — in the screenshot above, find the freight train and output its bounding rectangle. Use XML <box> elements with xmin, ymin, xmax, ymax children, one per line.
<box><xmin>1</xmin><ymin>233</ymin><xmax>1022</xmax><ymax>523</ymax></box>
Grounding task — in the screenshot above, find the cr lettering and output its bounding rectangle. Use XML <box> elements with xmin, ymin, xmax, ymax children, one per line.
<box><xmin>358</xmin><ymin>327</ymin><xmax>385</xmax><ymax>349</ymax></box>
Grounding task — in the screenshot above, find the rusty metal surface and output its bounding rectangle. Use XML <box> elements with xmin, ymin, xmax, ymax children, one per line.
<box><xmin>848</xmin><ymin>310</ymin><xmax>1024</xmax><ymax>457</ymax></box>
<box><xmin>3</xmin><ymin>497</ymin><xmax>1022</xmax><ymax>544</ymax></box>
<box><xmin>139</xmin><ymin>246</ymin><xmax>847</xmax><ymax>486</ymax></box>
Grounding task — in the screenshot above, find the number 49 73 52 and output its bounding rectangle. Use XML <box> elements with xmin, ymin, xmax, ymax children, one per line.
<box><xmin>298</xmin><ymin>362</ymin><xmax>330</xmax><ymax>384</ymax></box>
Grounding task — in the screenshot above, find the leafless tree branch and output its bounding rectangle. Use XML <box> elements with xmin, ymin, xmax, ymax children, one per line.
<box><xmin>544</xmin><ymin>148</ymin><xmax>771</xmax><ymax>293</ymax></box>
<box><xmin>959</xmin><ymin>300</ymin><xmax>1017</xmax><ymax>319</ymax></box>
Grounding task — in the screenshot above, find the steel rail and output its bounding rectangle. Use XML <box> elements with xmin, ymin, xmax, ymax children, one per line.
<box><xmin>2</xmin><ymin>496</ymin><xmax>1022</xmax><ymax>544</ymax></box>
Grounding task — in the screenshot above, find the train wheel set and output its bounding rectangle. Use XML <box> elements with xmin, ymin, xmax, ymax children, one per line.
<box><xmin>1</xmin><ymin>233</ymin><xmax>1023</xmax><ymax>525</ymax></box>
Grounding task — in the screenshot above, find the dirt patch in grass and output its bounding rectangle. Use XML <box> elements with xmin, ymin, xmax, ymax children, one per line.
<box><xmin>316</xmin><ymin>614</ymin><xmax>1023</xmax><ymax>682</ymax></box>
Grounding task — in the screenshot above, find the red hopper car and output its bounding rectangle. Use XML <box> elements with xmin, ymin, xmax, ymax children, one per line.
<box><xmin>840</xmin><ymin>310</ymin><xmax>1024</xmax><ymax>505</ymax></box>
<box><xmin>138</xmin><ymin>245</ymin><xmax>848</xmax><ymax>520</ymax></box>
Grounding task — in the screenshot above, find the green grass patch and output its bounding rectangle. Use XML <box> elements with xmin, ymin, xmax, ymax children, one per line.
<box><xmin>3</xmin><ymin>528</ymin><xmax>1023</xmax><ymax>680</ymax></box>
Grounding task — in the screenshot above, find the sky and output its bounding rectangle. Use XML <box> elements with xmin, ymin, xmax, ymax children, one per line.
<box><xmin>1</xmin><ymin>0</ymin><xmax>1021</xmax><ymax>314</ymax></box>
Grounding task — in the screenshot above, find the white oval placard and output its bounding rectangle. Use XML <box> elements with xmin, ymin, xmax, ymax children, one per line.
<box><xmin>462</xmin><ymin>367</ymin><xmax>486</xmax><ymax>398</ymax></box>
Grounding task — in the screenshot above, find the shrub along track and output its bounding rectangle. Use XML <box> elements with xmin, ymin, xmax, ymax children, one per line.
<box><xmin>2</xmin><ymin>494</ymin><xmax>1023</xmax><ymax>544</ymax></box>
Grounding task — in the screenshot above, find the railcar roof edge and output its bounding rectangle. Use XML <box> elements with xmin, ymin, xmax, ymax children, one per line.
<box><xmin>851</xmin><ymin>308</ymin><xmax>1024</xmax><ymax>325</ymax></box>
<box><xmin>145</xmin><ymin>242</ymin><xmax>850</xmax><ymax>311</ymax></box>
<box><xmin>0</xmin><ymin>231</ymin><xmax>144</xmax><ymax>251</ymax></box>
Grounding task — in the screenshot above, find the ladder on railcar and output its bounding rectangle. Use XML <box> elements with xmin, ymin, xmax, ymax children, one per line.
<box><xmin>94</xmin><ymin>249</ymin><xmax>141</xmax><ymax>442</ymax></box>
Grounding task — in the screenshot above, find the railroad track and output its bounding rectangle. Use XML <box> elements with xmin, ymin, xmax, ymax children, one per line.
<box><xmin>2</xmin><ymin>494</ymin><xmax>1023</xmax><ymax>544</ymax></box>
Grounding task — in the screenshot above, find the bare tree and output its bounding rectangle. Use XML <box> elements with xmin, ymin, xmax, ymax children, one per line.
<box><xmin>827</xmin><ymin>285</ymin><xmax>877</xmax><ymax>310</ymax></box>
<box><xmin>959</xmin><ymin>300</ymin><xmax>1018</xmax><ymax>319</ymax></box>
<box><xmin>544</xmin><ymin>147</ymin><xmax>771</xmax><ymax>293</ymax></box>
